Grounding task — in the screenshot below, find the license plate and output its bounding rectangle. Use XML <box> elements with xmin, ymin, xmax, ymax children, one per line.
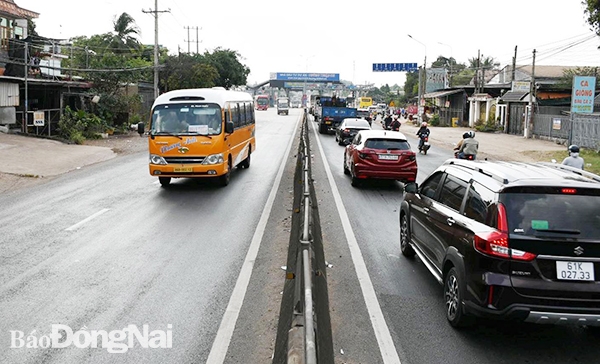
<box><xmin>556</xmin><ymin>261</ymin><xmax>595</xmax><ymax>281</ymax></box>
<box><xmin>174</xmin><ymin>167</ymin><xmax>193</xmax><ymax>173</ymax></box>
<box><xmin>378</xmin><ymin>154</ymin><xmax>399</xmax><ymax>160</ymax></box>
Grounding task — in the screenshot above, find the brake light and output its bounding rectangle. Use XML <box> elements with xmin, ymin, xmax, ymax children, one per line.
<box><xmin>358</xmin><ymin>152</ymin><xmax>371</xmax><ymax>160</ymax></box>
<box><xmin>344</xmin><ymin>128</ymin><xmax>350</xmax><ymax>133</ymax></box>
<box><xmin>407</xmin><ymin>153</ymin><xmax>416</xmax><ymax>161</ymax></box>
<box><xmin>473</xmin><ymin>203</ymin><xmax>536</xmax><ymax>261</ymax></box>
<box><xmin>561</xmin><ymin>188</ymin><xmax>576</xmax><ymax>194</ymax></box>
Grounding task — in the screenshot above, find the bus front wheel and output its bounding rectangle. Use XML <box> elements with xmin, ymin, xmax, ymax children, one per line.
<box><xmin>218</xmin><ymin>160</ymin><xmax>232</xmax><ymax>187</ymax></box>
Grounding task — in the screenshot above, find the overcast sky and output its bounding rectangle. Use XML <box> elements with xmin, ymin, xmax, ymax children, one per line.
<box><xmin>18</xmin><ymin>0</ymin><xmax>600</xmax><ymax>87</ymax></box>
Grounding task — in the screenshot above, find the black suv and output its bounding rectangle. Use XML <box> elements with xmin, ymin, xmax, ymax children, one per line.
<box><xmin>399</xmin><ymin>159</ymin><xmax>600</xmax><ymax>328</ymax></box>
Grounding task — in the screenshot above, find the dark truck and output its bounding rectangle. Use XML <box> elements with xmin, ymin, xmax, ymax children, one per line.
<box><xmin>314</xmin><ymin>96</ymin><xmax>357</xmax><ymax>134</ymax></box>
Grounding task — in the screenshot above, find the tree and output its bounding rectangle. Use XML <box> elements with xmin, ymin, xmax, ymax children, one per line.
<box><xmin>161</xmin><ymin>53</ymin><xmax>219</xmax><ymax>91</ymax></box>
<box><xmin>28</xmin><ymin>19</ymin><xmax>38</xmax><ymax>37</ymax></box>
<box><xmin>403</xmin><ymin>71</ymin><xmax>419</xmax><ymax>100</ymax></box>
<box><xmin>468</xmin><ymin>56</ymin><xmax>500</xmax><ymax>71</ymax></box>
<box><xmin>110</xmin><ymin>13</ymin><xmax>141</xmax><ymax>54</ymax></box>
<box><xmin>203</xmin><ymin>48</ymin><xmax>250</xmax><ymax>89</ymax></box>
<box><xmin>557</xmin><ymin>66</ymin><xmax>599</xmax><ymax>88</ymax></box>
<box><xmin>583</xmin><ymin>0</ymin><xmax>600</xmax><ymax>36</ymax></box>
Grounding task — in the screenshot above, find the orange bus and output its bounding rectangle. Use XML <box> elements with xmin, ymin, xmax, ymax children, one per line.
<box><xmin>147</xmin><ymin>87</ymin><xmax>255</xmax><ymax>187</ymax></box>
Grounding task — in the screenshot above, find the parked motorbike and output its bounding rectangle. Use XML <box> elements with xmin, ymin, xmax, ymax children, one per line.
<box><xmin>418</xmin><ymin>135</ymin><xmax>431</xmax><ymax>155</ymax></box>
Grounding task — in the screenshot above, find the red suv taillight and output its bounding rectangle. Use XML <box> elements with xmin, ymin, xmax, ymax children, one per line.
<box><xmin>473</xmin><ymin>203</ymin><xmax>536</xmax><ymax>261</ymax></box>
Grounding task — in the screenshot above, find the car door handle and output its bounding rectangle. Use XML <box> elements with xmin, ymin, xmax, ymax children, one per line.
<box><xmin>423</xmin><ymin>207</ymin><xmax>429</xmax><ymax>214</ymax></box>
<box><xmin>447</xmin><ymin>217</ymin><xmax>456</xmax><ymax>226</ymax></box>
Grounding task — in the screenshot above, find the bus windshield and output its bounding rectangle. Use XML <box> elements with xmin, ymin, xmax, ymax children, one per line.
<box><xmin>151</xmin><ymin>103</ymin><xmax>222</xmax><ymax>135</ymax></box>
<box><xmin>257</xmin><ymin>98</ymin><xmax>268</xmax><ymax>105</ymax></box>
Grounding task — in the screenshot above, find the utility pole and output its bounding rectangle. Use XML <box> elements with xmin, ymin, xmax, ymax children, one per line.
<box><xmin>196</xmin><ymin>27</ymin><xmax>200</xmax><ymax>54</ymax></box>
<box><xmin>24</xmin><ymin>40</ymin><xmax>28</xmax><ymax>133</ymax></box>
<box><xmin>511</xmin><ymin>46</ymin><xmax>517</xmax><ymax>83</ymax></box>
<box><xmin>143</xmin><ymin>0</ymin><xmax>170</xmax><ymax>99</ymax></box>
<box><xmin>526</xmin><ymin>49</ymin><xmax>536</xmax><ymax>138</ymax></box>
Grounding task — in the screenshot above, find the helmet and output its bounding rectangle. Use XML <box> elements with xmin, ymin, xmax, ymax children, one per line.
<box><xmin>568</xmin><ymin>144</ymin><xmax>580</xmax><ymax>153</ymax></box>
<box><xmin>421</xmin><ymin>122</ymin><xmax>428</xmax><ymax>127</ymax></box>
<box><xmin>468</xmin><ymin>131</ymin><xmax>475</xmax><ymax>138</ymax></box>
<box><xmin>462</xmin><ymin>132</ymin><xmax>470</xmax><ymax>139</ymax></box>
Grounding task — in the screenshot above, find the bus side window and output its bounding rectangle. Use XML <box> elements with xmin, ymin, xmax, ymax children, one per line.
<box><xmin>231</xmin><ymin>103</ymin><xmax>240</xmax><ymax>129</ymax></box>
<box><xmin>245</xmin><ymin>102</ymin><xmax>253</xmax><ymax>124</ymax></box>
<box><xmin>238</xmin><ymin>103</ymin><xmax>246</xmax><ymax>127</ymax></box>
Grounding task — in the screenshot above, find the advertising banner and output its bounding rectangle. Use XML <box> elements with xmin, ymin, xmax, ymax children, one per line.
<box><xmin>571</xmin><ymin>76</ymin><xmax>596</xmax><ymax>114</ymax></box>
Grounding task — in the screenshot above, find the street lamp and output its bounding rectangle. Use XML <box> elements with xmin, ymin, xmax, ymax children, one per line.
<box><xmin>438</xmin><ymin>42</ymin><xmax>453</xmax><ymax>87</ymax></box>
<box><xmin>408</xmin><ymin>34</ymin><xmax>427</xmax><ymax>121</ymax></box>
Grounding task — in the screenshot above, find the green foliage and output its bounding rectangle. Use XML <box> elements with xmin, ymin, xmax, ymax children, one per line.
<box><xmin>58</xmin><ymin>107</ymin><xmax>109</xmax><ymax>143</ymax></box>
<box><xmin>474</xmin><ymin>113</ymin><xmax>502</xmax><ymax>132</ymax></box>
<box><xmin>557</xmin><ymin>66</ymin><xmax>599</xmax><ymax>89</ymax></box>
<box><xmin>452</xmin><ymin>69</ymin><xmax>476</xmax><ymax>86</ymax></box>
<box><xmin>429</xmin><ymin>114</ymin><xmax>440</xmax><ymax>126</ymax></box>
<box><xmin>203</xmin><ymin>48</ymin><xmax>250</xmax><ymax>89</ymax></box>
<box><xmin>162</xmin><ymin>53</ymin><xmax>219</xmax><ymax>91</ymax></box>
<box><xmin>583</xmin><ymin>0</ymin><xmax>600</xmax><ymax>36</ymax></box>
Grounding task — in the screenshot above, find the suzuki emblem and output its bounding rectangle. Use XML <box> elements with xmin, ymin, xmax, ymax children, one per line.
<box><xmin>574</xmin><ymin>246</ymin><xmax>584</xmax><ymax>256</ymax></box>
<box><xmin>178</xmin><ymin>147</ymin><xmax>189</xmax><ymax>154</ymax></box>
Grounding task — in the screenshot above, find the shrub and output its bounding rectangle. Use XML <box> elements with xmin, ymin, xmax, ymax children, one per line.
<box><xmin>429</xmin><ymin>114</ymin><xmax>440</xmax><ymax>126</ymax></box>
<box><xmin>58</xmin><ymin>106</ymin><xmax>109</xmax><ymax>143</ymax></box>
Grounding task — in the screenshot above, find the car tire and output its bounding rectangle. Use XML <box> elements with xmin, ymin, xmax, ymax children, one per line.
<box><xmin>319</xmin><ymin>124</ymin><xmax>326</xmax><ymax>134</ymax></box>
<box><xmin>444</xmin><ymin>267</ymin><xmax>472</xmax><ymax>328</ymax></box>
<box><xmin>399</xmin><ymin>214</ymin><xmax>415</xmax><ymax>257</ymax></box>
<box><xmin>158</xmin><ymin>177</ymin><xmax>171</xmax><ymax>187</ymax></box>
<box><xmin>343</xmin><ymin>154</ymin><xmax>350</xmax><ymax>175</ymax></box>
<box><xmin>350</xmin><ymin>165</ymin><xmax>361</xmax><ymax>187</ymax></box>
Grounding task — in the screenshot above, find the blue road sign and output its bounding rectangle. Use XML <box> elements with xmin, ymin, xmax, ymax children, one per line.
<box><xmin>372</xmin><ymin>63</ymin><xmax>418</xmax><ymax>72</ymax></box>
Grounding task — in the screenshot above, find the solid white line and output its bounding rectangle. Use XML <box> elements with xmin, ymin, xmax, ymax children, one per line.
<box><xmin>65</xmin><ymin>209</ymin><xmax>111</xmax><ymax>231</ymax></box>
<box><xmin>206</xmin><ymin>113</ymin><xmax>301</xmax><ymax>363</ymax></box>
<box><xmin>310</xmin><ymin>121</ymin><xmax>402</xmax><ymax>364</ymax></box>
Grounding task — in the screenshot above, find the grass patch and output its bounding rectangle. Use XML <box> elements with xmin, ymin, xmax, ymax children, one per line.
<box><xmin>545</xmin><ymin>149</ymin><xmax>600</xmax><ymax>175</ymax></box>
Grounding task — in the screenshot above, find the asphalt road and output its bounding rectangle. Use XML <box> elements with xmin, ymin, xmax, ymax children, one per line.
<box><xmin>2</xmin><ymin>108</ymin><xmax>599</xmax><ymax>364</ymax></box>
<box><xmin>0</xmin><ymin>108</ymin><xmax>301</xmax><ymax>363</ymax></box>
<box><xmin>309</xmin><ymin>115</ymin><xmax>600</xmax><ymax>364</ymax></box>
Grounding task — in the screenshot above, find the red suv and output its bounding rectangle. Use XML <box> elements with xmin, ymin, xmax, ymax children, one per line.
<box><xmin>343</xmin><ymin>130</ymin><xmax>417</xmax><ymax>187</ymax></box>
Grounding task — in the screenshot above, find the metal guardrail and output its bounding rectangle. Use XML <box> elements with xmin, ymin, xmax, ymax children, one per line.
<box><xmin>288</xmin><ymin>111</ymin><xmax>317</xmax><ymax>364</ymax></box>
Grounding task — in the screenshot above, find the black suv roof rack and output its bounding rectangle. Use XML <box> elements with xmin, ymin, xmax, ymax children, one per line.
<box><xmin>445</xmin><ymin>159</ymin><xmax>509</xmax><ymax>184</ymax></box>
<box><xmin>536</xmin><ymin>162</ymin><xmax>600</xmax><ymax>183</ymax></box>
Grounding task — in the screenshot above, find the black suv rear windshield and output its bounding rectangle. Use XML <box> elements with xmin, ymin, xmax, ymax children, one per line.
<box><xmin>501</xmin><ymin>190</ymin><xmax>600</xmax><ymax>239</ymax></box>
<box><xmin>364</xmin><ymin>138</ymin><xmax>410</xmax><ymax>150</ymax></box>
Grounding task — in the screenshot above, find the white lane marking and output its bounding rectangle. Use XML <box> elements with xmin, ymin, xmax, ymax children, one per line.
<box><xmin>310</xmin><ymin>121</ymin><xmax>402</xmax><ymax>364</ymax></box>
<box><xmin>65</xmin><ymin>208</ymin><xmax>111</xmax><ymax>231</ymax></box>
<box><xmin>206</xmin><ymin>113</ymin><xmax>301</xmax><ymax>363</ymax></box>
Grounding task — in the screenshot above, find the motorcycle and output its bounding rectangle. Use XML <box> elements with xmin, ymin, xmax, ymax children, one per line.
<box><xmin>454</xmin><ymin>151</ymin><xmax>476</xmax><ymax>160</ymax></box>
<box><xmin>418</xmin><ymin>135</ymin><xmax>431</xmax><ymax>155</ymax></box>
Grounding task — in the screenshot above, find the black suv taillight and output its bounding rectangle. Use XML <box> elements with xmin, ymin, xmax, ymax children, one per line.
<box><xmin>473</xmin><ymin>203</ymin><xmax>536</xmax><ymax>261</ymax></box>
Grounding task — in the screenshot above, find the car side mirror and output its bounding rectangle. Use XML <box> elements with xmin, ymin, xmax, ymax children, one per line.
<box><xmin>225</xmin><ymin>121</ymin><xmax>234</xmax><ymax>134</ymax></box>
<box><xmin>404</xmin><ymin>182</ymin><xmax>418</xmax><ymax>193</ymax></box>
<box><xmin>137</xmin><ymin>122</ymin><xmax>145</xmax><ymax>136</ymax></box>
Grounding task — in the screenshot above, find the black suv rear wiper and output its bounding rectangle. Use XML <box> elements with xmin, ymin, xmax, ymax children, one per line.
<box><xmin>534</xmin><ymin>228</ymin><xmax>581</xmax><ymax>235</ymax></box>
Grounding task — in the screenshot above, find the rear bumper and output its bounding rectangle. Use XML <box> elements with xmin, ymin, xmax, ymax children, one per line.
<box><xmin>354</xmin><ymin>165</ymin><xmax>417</xmax><ymax>182</ymax></box>
<box><xmin>464</xmin><ymin>301</ymin><xmax>600</xmax><ymax>326</ymax></box>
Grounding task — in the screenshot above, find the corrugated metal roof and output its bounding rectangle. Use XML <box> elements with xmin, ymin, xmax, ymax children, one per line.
<box><xmin>423</xmin><ymin>89</ymin><xmax>463</xmax><ymax>98</ymax></box>
<box><xmin>501</xmin><ymin>91</ymin><xmax>529</xmax><ymax>102</ymax></box>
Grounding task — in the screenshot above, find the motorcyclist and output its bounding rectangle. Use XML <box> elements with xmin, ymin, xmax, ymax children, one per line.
<box><xmin>416</xmin><ymin>122</ymin><xmax>430</xmax><ymax>149</ymax></box>
<box><xmin>383</xmin><ymin>114</ymin><xmax>393</xmax><ymax>130</ymax></box>
<box><xmin>562</xmin><ymin>144</ymin><xmax>585</xmax><ymax>170</ymax></box>
<box><xmin>456</xmin><ymin>131</ymin><xmax>479</xmax><ymax>159</ymax></box>
<box><xmin>390</xmin><ymin>115</ymin><xmax>401</xmax><ymax>131</ymax></box>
